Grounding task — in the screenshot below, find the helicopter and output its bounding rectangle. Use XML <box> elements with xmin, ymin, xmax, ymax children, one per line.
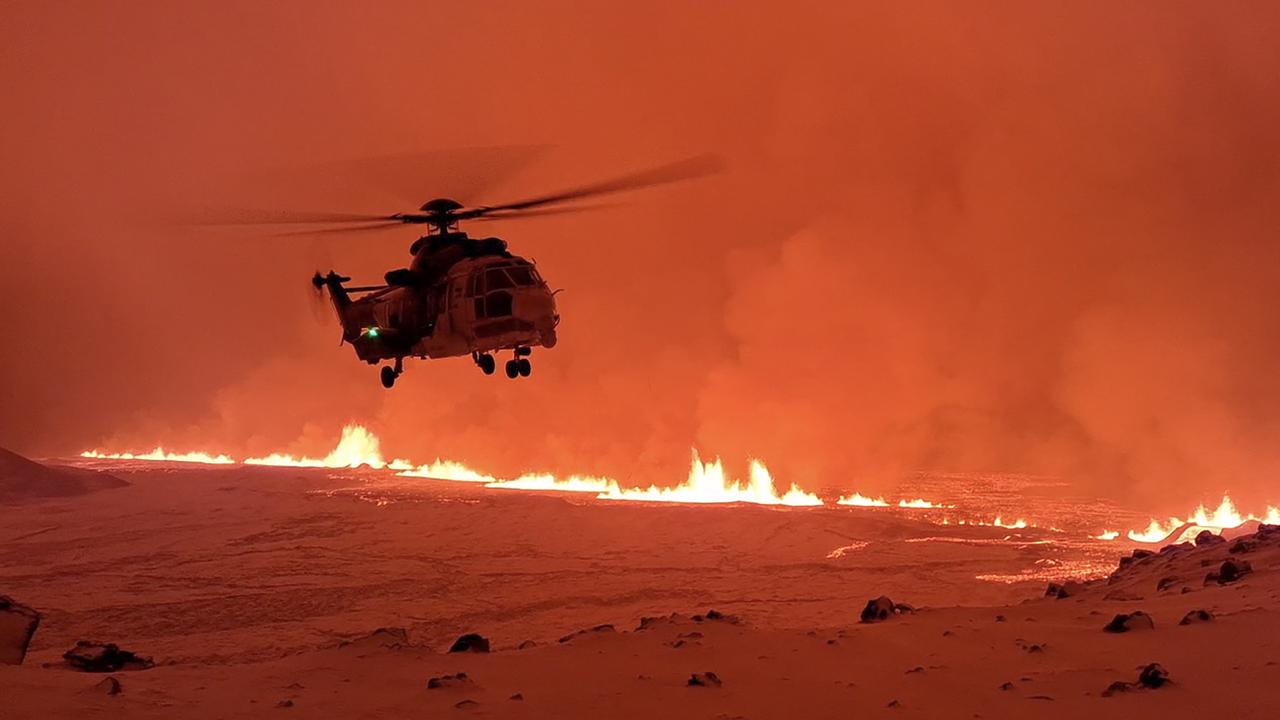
<box><xmin>215</xmin><ymin>156</ymin><xmax>718</xmax><ymax>388</ymax></box>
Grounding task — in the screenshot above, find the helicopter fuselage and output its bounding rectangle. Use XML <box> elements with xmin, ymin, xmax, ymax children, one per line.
<box><xmin>316</xmin><ymin>234</ymin><xmax>558</xmax><ymax>385</ymax></box>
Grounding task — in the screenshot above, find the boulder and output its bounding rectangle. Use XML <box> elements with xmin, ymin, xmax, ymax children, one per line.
<box><xmin>687</xmin><ymin>672</ymin><xmax>722</xmax><ymax>687</ymax></box>
<box><xmin>1206</xmin><ymin>559</ymin><xmax>1253</xmax><ymax>585</ymax></box>
<box><xmin>1194</xmin><ymin>530</ymin><xmax>1225</xmax><ymax>547</ymax></box>
<box><xmin>62</xmin><ymin>641</ymin><xmax>153</xmax><ymax>672</ymax></box>
<box><xmin>1102</xmin><ymin>663</ymin><xmax>1170</xmax><ymax>696</ymax></box>
<box><xmin>692</xmin><ymin>609</ymin><xmax>741</xmax><ymax>624</ymax></box>
<box><xmin>1044</xmin><ymin>582</ymin><xmax>1083</xmax><ymax>599</ymax></box>
<box><xmin>91</xmin><ymin>676</ymin><xmax>123</xmax><ymax>696</ymax></box>
<box><xmin>1103</xmin><ymin>611</ymin><xmax>1155</xmax><ymax>633</ymax></box>
<box><xmin>1156</xmin><ymin>576</ymin><xmax>1179</xmax><ymax>592</ymax></box>
<box><xmin>1138</xmin><ymin>663</ymin><xmax>1170</xmax><ymax>688</ymax></box>
<box><xmin>558</xmin><ymin>624</ymin><xmax>615</xmax><ymax>643</ymax></box>
<box><xmin>1179</xmin><ymin>609</ymin><xmax>1212</xmax><ymax>625</ymax></box>
<box><xmin>0</xmin><ymin>595</ymin><xmax>40</xmax><ymax>665</ymax></box>
<box><xmin>1229</xmin><ymin>539</ymin><xmax>1255</xmax><ymax>554</ymax></box>
<box><xmin>860</xmin><ymin>596</ymin><xmax>895</xmax><ymax>623</ymax></box>
<box><xmin>338</xmin><ymin>627</ymin><xmax>408</xmax><ymax>650</ymax></box>
<box><xmin>426</xmin><ymin>672</ymin><xmax>473</xmax><ymax>690</ymax></box>
<box><xmin>448</xmin><ymin>633</ymin><xmax>490</xmax><ymax>654</ymax></box>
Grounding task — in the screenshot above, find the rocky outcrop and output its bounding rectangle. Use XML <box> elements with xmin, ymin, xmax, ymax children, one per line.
<box><xmin>0</xmin><ymin>595</ymin><xmax>40</xmax><ymax>665</ymax></box>
<box><xmin>1205</xmin><ymin>559</ymin><xmax>1252</xmax><ymax>585</ymax></box>
<box><xmin>558</xmin><ymin>624</ymin><xmax>615</xmax><ymax>643</ymax></box>
<box><xmin>0</xmin><ymin>447</ymin><xmax>127</xmax><ymax>502</ymax></box>
<box><xmin>63</xmin><ymin>641</ymin><xmax>154</xmax><ymax>672</ymax></box>
<box><xmin>1103</xmin><ymin>611</ymin><xmax>1155</xmax><ymax>633</ymax></box>
<box><xmin>1194</xmin><ymin>530</ymin><xmax>1225</xmax><ymax>547</ymax></box>
<box><xmin>1179</xmin><ymin>609</ymin><xmax>1212</xmax><ymax>625</ymax></box>
<box><xmin>426</xmin><ymin>672</ymin><xmax>473</xmax><ymax>690</ymax></box>
<box><xmin>687</xmin><ymin>672</ymin><xmax>722</xmax><ymax>687</ymax></box>
<box><xmin>1103</xmin><ymin>663</ymin><xmax>1170</xmax><ymax>696</ymax></box>
<box><xmin>1044</xmin><ymin>581</ymin><xmax>1083</xmax><ymax>599</ymax></box>
<box><xmin>860</xmin><ymin>596</ymin><xmax>913</xmax><ymax>623</ymax></box>
<box><xmin>448</xmin><ymin>633</ymin><xmax>490</xmax><ymax>653</ymax></box>
<box><xmin>338</xmin><ymin>627</ymin><xmax>408</xmax><ymax>650</ymax></box>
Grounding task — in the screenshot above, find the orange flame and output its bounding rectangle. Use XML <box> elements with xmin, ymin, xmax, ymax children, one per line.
<box><xmin>79</xmin><ymin>448</ymin><xmax>235</xmax><ymax>465</ymax></box>
<box><xmin>597</xmin><ymin>453</ymin><xmax>822</xmax><ymax>506</ymax></box>
<box><xmin>243</xmin><ymin>425</ymin><xmax>402</xmax><ymax>469</ymax></box>
<box><xmin>486</xmin><ymin>474</ymin><xmax>614</xmax><ymax>493</ymax></box>
<box><xmin>836</xmin><ymin>492</ymin><xmax>890</xmax><ymax>507</ymax></box>
<box><xmin>397</xmin><ymin>459</ymin><xmax>500</xmax><ymax>483</ymax></box>
<box><xmin>1127</xmin><ymin>496</ymin><xmax>1280</xmax><ymax>543</ymax></box>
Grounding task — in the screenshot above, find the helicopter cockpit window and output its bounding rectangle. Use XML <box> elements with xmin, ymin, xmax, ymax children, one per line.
<box><xmin>485</xmin><ymin>268</ymin><xmax>515</xmax><ymax>290</ymax></box>
<box><xmin>506</xmin><ymin>267</ymin><xmax>535</xmax><ymax>286</ymax></box>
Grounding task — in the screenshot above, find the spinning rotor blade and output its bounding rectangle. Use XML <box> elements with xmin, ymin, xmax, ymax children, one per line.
<box><xmin>471</xmin><ymin>203</ymin><xmax>616</xmax><ymax>222</ymax></box>
<box><xmin>459</xmin><ymin>154</ymin><xmax>723</xmax><ymax>220</ymax></box>
<box><xmin>273</xmin><ymin>221</ymin><xmax>409</xmax><ymax>237</ymax></box>
<box><xmin>193</xmin><ymin>209</ymin><xmax>394</xmax><ymax>226</ymax></box>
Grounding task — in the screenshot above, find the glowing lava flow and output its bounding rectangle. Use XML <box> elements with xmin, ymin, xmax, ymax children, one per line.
<box><xmin>598</xmin><ymin>453</ymin><xmax>823</xmax><ymax>506</ymax></box>
<box><xmin>79</xmin><ymin>448</ymin><xmax>235</xmax><ymax>465</ymax></box>
<box><xmin>836</xmin><ymin>493</ymin><xmax>890</xmax><ymax>507</ymax></box>
<box><xmin>486</xmin><ymin>474</ymin><xmax>615</xmax><ymax>493</ymax></box>
<box><xmin>397</xmin><ymin>460</ymin><xmax>499</xmax><ymax>483</ymax></box>
<box><xmin>1126</xmin><ymin>496</ymin><xmax>1280</xmax><ymax>543</ymax></box>
<box><xmin>243</xmin><ymin>425</ymin><xmax>407</xmax><ymax>470</ymax></box>
<box><xmin>898</xmin><ymin>498</ymin><xmax>952</xmax><ymax>509</ymax></box>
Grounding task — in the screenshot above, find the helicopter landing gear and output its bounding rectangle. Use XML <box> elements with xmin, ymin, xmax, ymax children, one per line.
<box><xmin>473</xmin><ymin>352</ymin><xmax>496</xmax><ymax>375</ymax></box>
<box><xmin>380</xmin><ymin>357</ymin><xmax>404</xmax><ymax>389</ymax></box>
<box><xmin>504</xmin><ymin>348</ymin><xmax>532</xmax><ymax>379</ymax></box>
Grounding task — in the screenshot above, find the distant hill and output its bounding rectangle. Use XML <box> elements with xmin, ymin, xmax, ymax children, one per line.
<box><xmin>0</xmin><ymin>448</ymin><xmax>128</xmax><ymax>502</ymax></box>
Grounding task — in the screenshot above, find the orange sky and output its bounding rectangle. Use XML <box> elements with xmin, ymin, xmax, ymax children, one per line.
<box><xmin>2</xmin><ymin>1</ymin><xmax>1279</xmax><ymax>510</ymax></box>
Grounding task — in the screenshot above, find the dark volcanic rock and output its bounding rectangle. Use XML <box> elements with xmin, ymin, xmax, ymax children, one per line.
<box><xmin>860</xmin><ymin>596</ymin><xmax>900</xmax><ymax>623</ymax></box>
<box><xmin>1195</xmin><ymin>530</ymin><xmax>1225</xmax><ymax>547</ymax></box>
<box><xmin>1138</xmin><ymin>663</ymin><xmax>1170</xmax><ymax>688</ymax></box>
<box><xmin>692</xmin><ymin>609</ymin><xmax>741</xmax><ymax>624</ymax></box>
<box><xmin>1156</xmin><ymin>576</ymin><xmax>1179</xmax><ymax>592</ymax></box>
<box><xmin>558</xmin><ymin>624</ymin><xmax>615</xmax><ymax>643</ymax></box>
<box><xmin>427</xmin><ymin>672</ymin><xmax>473</xmax><ymax>690</ymax></box>
<box><xmin>1179</xmin><ymin>609</ymin><xmax>1213</xmax><ymax>625</ymax></box>
<box><xmin>517</xmin><ymin>640</ymin><xmax>537</xmax><ymax>650</ymax></box>
<box><xmin>92</xmin><ymin>676</ymin><xmax>123</xmax><ymax>696</ymax></box>
<box><xmin>0</xmin><ymin>595</ymin><xmax>40</xmax><ymax>665</ymax></box>
<box><xmin>63</xmin><ymin>641</ymin><xmax>154</xmax><ymax>672</ymax></box>
<box><xmin>1044</xmin><ymin>581</ymin><xmax>1084</xmax><ymax>599</ymax></box>
<box><xmin>1206</xmin><ymin>559</ymin><xmax>1253</xmax><ymax>585</ymax></box>
<box><xmin>1229</xmin><ymin>539</ymin><xmax>1255</xmax><ymax>554</ymax></box>
<box><xmin>1102</xmin><ymin>681</ymin><xmax>1133</xmax><ymax>697</ymax></box>
<box><xmin>448</xmin><ymin>633</ymin><xmax>490</xmax><ymax>653</ymax></box>
<box><xmin>687</xmin><ymin>672</ymin><xmax>722</xmax><ymax>687</ymax></box>
<box><xmin>1103</xmin><ymin>611</ymin><xmax>1155</xmax><ymax>633</ymax></box>
<box><xmin>339</xmin><ymin>627</ymin><xmax>408</xmax><ymax>650</ymax></box>
<box><xmin>1103</xmin><ymin>663</ymin><xmax>1170</xmax><ymax>697</ymax></box>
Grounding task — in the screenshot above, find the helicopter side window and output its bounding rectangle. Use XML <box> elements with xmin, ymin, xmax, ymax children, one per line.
<box><xmin>486</xmin><ymin>268</ymin><xmax>515</xmax><ymax>290</ymax></box>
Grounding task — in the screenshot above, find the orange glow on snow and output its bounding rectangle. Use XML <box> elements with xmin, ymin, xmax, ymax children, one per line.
<box><xmin>243</xmin><ymin>425</ymin><xmax>405</xmax><ymax>469</ymax></box>
<box><xmin>79</xmin><ymin>448</ymin><xmax>235</xmax><ymax>465</ymax></box>
<box><xmin>836</xmin><ymin>492</ymin><xmax>890</xmax><ymax>507</ymax></box>
<box><xmin>1127</xmin><ymin>496</ymin><xmax>1280</xmax><ymax>543</ymax></box>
